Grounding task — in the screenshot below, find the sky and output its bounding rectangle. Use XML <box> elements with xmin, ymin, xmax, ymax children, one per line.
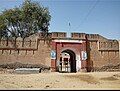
<box><xmin>0</xmin><ymin>0</ymin><xmax>120</xmax><ymax>40</ymax></box>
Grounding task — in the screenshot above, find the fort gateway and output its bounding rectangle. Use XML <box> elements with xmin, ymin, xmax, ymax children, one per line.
<box><xmin>0</xmin><ymin>32</ymin><xmax>119</xmax><ymax>72</ymax></box>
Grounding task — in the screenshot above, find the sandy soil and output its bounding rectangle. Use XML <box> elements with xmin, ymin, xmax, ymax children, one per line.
<box><xmin>0</xmin><ymin>70</ymin><xmax>120</xmax><ymax>90</ymax></box>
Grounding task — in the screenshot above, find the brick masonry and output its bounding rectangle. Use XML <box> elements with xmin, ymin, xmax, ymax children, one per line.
<box><xmin>0</xmin><ymin>32</ymin><xmax>119</xmax><ymax>72</ymax></box>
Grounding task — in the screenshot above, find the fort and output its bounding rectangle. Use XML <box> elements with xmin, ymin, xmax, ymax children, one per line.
<box><xmin>0</xmin><ymin>32</ymin><xmax>120</xmax><ymax>72</ymax></box>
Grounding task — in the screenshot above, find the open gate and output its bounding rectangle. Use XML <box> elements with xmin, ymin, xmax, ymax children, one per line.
<box><xmin>58</xmin><ymin>49</ymin><xmax>76</xmax><ymax>73</ymax></box>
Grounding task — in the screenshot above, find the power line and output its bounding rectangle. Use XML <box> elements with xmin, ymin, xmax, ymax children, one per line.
<box><xmin>73</xmin><ymin>0</ymin><xmax>99</xmax><ymax>32</ymax></box>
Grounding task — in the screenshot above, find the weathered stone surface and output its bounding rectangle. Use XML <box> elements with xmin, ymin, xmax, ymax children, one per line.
<box><xmin>0</xmin><ymin>32</ymin><xmax>119</xmax><ymax>72</ymax></box>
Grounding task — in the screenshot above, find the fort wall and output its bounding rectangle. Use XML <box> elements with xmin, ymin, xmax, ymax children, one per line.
<box><xmin>89</xmin><ymin>41</ymin><xmax>119</xmax><ymax>69</ymax></box>
<box><xmin>0</xmin><ymin>36</ymin><xmax>51</xmax><ymax>67</ymax></box>
<box><xmin>50</xmin><ymin>32</ymin><xmax>120</xmax><ymax>70</ymax></box>
<box><xmin>0</xmin><ymin>32</ymin><xmax>119</xmax><ymax>71</ymax></box>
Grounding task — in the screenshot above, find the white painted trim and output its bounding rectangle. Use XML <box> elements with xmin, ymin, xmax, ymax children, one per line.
<box><xmin>76</xmin><ymin>55</ymin><xmax>81</xmax><ymax>72</ymax></box>
<box><xmin>53</xmin><ymin>39</ymin><xmax>83</xmax><ymax>43</ymax></box>
<box><xmin>97</xmin><ymin>41</ymin><xmax>100</xmax><ymax>50</ymax></box>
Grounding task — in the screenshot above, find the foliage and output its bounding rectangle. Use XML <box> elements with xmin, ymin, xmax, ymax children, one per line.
<box><xmin>0</xmin><ymin>0</ymin><xmax>51</xmax><ymax>40</ymax></box>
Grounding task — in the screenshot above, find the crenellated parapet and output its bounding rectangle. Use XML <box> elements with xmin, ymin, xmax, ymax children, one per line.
<box><xmin>98</xmin><ymin>40</ymin><xmax>119</xmax><ymax>51</ymax></box>
<box><xmin>0</xmin><ymin>32</ymin><xmax>119</xmax><ymax>52</ymax></box>
<box><xmin>71</xmin><ymin>33</ymin><xmax>86</xmax><ymax>39</ymax></box>
<box><xmin>86</xmin><ymin>34</ymin><xmax>99</xmax><ymax>40</ymax></box>
<box><xmin>51</xmin><ymin>32</ymin><xmax>66</xmax><ymax>38</ymax></box>
<box><xmin>0</xmin><ymin>38</ymin><xmax>38</xmax><ymax>50</ymax></box>
<box><xmin>49</xmin><ymin>32</ymin><xmax>108</xmax><ymax>41</ymax></box>
<box><xmin>86</xmin><ymin>34</ymin><xmax>108</xmax><ymax>41</ymax></box>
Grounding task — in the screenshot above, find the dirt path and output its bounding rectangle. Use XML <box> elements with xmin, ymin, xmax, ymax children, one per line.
<box><xmin>0</xmin><ymin>72</ymin><xmax>120</xmax><ymax>90</ymax></box>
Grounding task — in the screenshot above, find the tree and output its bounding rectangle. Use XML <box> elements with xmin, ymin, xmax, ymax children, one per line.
<box><xmin>0</xmin><ymin>15</ymin><xmax>7</xmax><ymax>39</ymax></box>
<box><xmin>0</xmin><ymin>0</ymin><xmax>51</xmax><ymax>46</ymax></box>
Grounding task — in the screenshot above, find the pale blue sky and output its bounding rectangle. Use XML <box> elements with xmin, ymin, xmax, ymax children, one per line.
<box><xmin>0</xmin><ymin>0</ymin><xmax>120</xmax><ymax>39</ymax></box>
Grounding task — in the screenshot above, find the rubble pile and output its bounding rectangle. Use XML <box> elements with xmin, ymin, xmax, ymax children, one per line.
<box><xmin>93</xmin><ymin>64</ymin><xmax>120</xmax><ymax>72</ymax></box>
<box><xmin>0</xmin><ymin>62</ymin><xmax>50</xmax><ymax>73</ymax></box>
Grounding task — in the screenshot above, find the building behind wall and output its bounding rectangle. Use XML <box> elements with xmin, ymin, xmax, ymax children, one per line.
<box><xmin>0</xmin><ymin>32</ymin><xmax>119</xmax><ymax>72</ymax></box>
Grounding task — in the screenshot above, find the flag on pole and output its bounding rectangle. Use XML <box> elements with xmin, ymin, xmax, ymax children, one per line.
<box><xmin>69</xmin><ymin>22</ymin><xmax>70</xmax><ymax>26</ymax></box>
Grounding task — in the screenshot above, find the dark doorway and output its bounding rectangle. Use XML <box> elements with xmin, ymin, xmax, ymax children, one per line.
<box><xmin>60</xmin><ymin>49</ymin><xmax>76</xmax><ymax>73</ymax></box>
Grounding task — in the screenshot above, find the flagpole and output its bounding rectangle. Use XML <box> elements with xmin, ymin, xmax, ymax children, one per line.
<box><xmin>68</xmin><ymin>22</ymin><xmax>71</xmax><ymax>38</ymax></box>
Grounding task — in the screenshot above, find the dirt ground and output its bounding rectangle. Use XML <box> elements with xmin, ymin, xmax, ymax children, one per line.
<box><xmin>0</xmin><ymin>70</ymin><xmax>120</xmax><ymax>90</ymax></box>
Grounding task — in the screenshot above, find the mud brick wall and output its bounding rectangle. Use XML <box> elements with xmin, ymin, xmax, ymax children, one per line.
<box><xmin>89</xmin><ymin>41</ymin><xmax>119</xmax><ymax>69</ymax></box>
<box><xmin>0</xmin><ymin>38</ymin><xmax>51</xmax><ymax>67</ymax></box>
<box><xmin>0</xmin><ymin>32</ymin><xmax>119</xmax><ymax>71</ymax></box>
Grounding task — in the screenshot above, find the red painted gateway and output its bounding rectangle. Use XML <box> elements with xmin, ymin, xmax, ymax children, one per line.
<box><xmin>50</xmin><ymin>32</ymin><xmax>119</xmax><ymax>72</ymax></box>
<box><xmin>50</xmin><ymin>32</ymin><xmax>89</xmax><ymax>72</ymax></box>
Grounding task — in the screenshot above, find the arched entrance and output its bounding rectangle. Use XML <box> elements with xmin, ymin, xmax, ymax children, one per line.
<box><xmin>59</xmin><ymin>49</ymin><xmax>76</xmax><ymax>73</ymax></box>
<box><xmin>51</xmin><ymin>38</ymin><xmax>88</xmax><ymax>72</ymax></box>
